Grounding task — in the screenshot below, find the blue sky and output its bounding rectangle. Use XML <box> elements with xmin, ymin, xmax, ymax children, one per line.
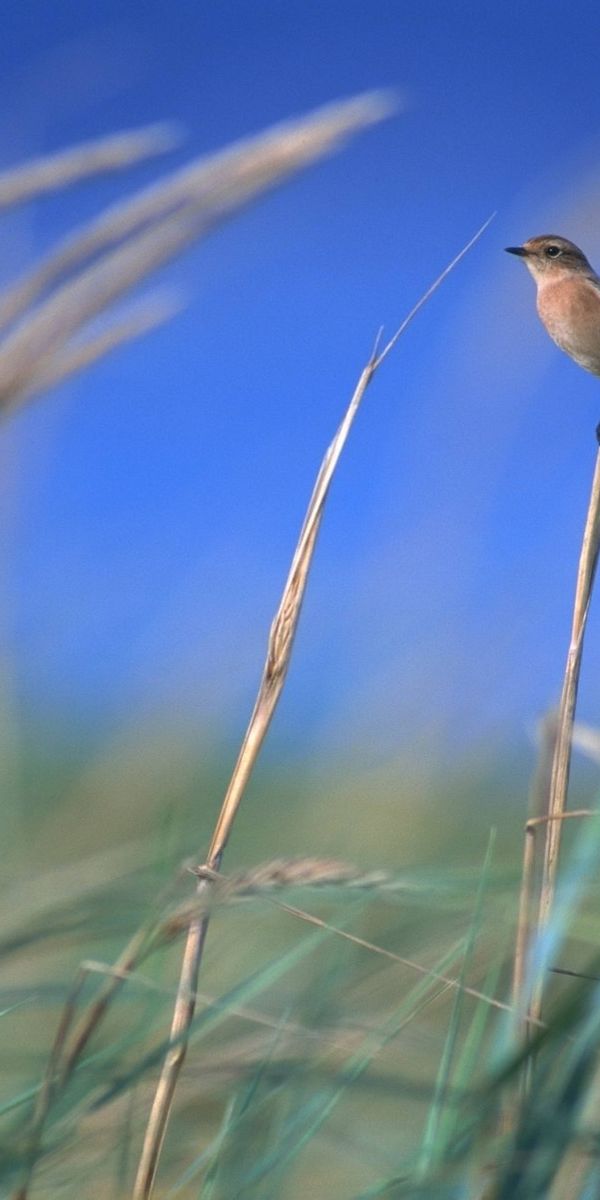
<box><xmin>3</xmin><ymin>0</ymin><xmax>600</xmax><ymax>770</ymax></box>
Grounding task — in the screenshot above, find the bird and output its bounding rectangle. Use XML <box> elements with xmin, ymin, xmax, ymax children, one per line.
<box><xmin>505</xmin><ymin>235</ymin><xmax>600</xmax><ymax>379</ymax></box>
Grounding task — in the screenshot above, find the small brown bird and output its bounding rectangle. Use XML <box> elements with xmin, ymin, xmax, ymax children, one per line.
<box><xmin>505</xmin><ymin>235</ymin><xmax>600</xmax><ymax>377</ymax></box>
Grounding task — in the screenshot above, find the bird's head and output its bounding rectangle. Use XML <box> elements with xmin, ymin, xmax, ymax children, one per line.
<box><xmin>505</xmin><ymin>235</ymin><xmax>594</xmax><ymax>282</ymax></box>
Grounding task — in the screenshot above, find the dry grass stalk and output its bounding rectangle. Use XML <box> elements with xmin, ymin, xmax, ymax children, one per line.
<box><xmin>498</xmin><ymin>801</ymin><xmax>597</xmax><ymax>1157</ymax></box>
<box><xmin>0</xmin><ymin>92</ymin><xmax>394</xmax><ymax>406</ymax></box>
<box><xmin>0</xmin><ymin>124</ymin><xmax>180</xmax><ymax>211</ymax></box>
<box><xmin>530</xmin><ymin>446</ymin><xmax>600</xmax><ymax>1026</ymax></box>
<box><xmin>507</xmin><ymin>455</ymin><xmax>600</xmax><ymax>1129</ymax></box>
<box><xmin>132</xmin><ymin>214</ymin><xmax>495</xmax><ymax>1200</ymax></box>
<box><xmin>11</xmin><ymin>95</ymin><xmax>399</xmax><ymax>1199</ymax></box>
<box><xmin>276</xmin><ymin>911</ymin><xmax>545</xmax><ymax>1028</ymax></box>
<box><xmin>515</xmin><ymin>811</ymin><xmax>594</xmax><ymax>1035</ymax></box>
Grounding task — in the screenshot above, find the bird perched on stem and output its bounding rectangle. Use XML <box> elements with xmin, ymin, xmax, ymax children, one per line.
<box><xmin>506</xmin><ymin>235</ymin><xmax>600</xmax><ymax>381</ymax></box>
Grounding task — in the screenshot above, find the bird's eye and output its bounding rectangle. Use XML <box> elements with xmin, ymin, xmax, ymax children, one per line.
<box><xmin>545</xmin><ymin>245</ymin><xmax>562</xmax><ymax>258</ymax></box>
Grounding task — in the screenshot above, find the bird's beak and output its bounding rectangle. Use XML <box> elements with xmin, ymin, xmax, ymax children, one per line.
<box><xmin>505</xmin><ymin>246</ymin><xmax>528</xmax><ymax>257</ymax></box>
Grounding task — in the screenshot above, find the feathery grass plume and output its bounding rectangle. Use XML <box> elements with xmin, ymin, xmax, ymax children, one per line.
<box><xmin>0</xmin><ymin>91</ymin><xmax>395</xmax><ymax>333</ymax></box>
<box><xmin>0</xmin><ymin>124</ymin><xmax>181</xmax><ymax>210</ymax></box>
<box><xmin>14</xmin><ymin>292</ymin><xmax>182</xmax><ymax>406</ymax></box>
<box><xmin>194</xmin><ymin>856</ymin><xmax>390</xmax><ymax>894</ymax></box>
<box><xmin>0</xmin><ymin>91</ymin><xmax>395</xmax><ymax>408</ymax></box>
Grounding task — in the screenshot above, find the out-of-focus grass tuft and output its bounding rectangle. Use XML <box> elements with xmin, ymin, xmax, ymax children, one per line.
<box><xmin>2</xmin><ymin>733</ymin><xmax>600</xmax><ymax>1199</ymax></box>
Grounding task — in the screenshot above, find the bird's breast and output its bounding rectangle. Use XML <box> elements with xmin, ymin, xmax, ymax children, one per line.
<box><xmin>537</xmin><ymin>275</ymin><xmax>600</xmax><ymax>376</ymax></box>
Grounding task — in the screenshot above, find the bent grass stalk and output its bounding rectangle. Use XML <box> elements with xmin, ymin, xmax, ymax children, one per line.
<box><xmin>132</xmin><ymin>213</ymin><xmax>495</xmax><ymax>1199</ymax></box>
<box><xmin>10</xmin><ymin>95</ymin><xmax>399</xmax><ymax>1198</ymax></box>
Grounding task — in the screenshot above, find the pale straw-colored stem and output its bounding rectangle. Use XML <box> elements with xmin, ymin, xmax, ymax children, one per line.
<box><xmin>132</xmin><ymin>214</ymin><xmax>495</xmax><ymax>1199</ymax></box>
<box><xmin>132</xmin><ymin>357</ymin><xmax>371</xmax><ymax>1200</ymax></box>
<box><xmin>529</xmin><ymin>447</ymin><xmax>600</xmax><ymax>1027</ymax></box>
<box><xmin>515</xmin><ymin>816</ymin><xmax>593</xmax><ymax>1039</ymax></box>
<box><xmin>497</xmin><ymin>807</ymin><xmax>595</xmax><ymax>1139</ymax></box>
